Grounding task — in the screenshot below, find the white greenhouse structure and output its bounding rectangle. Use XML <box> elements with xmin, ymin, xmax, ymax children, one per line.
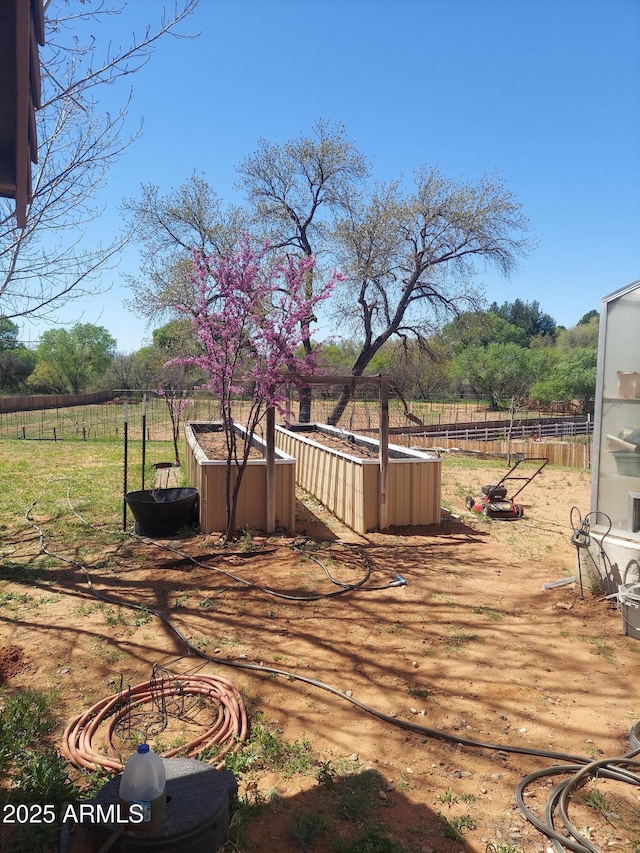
<box><xmin>589</xmin><ymin>279</ymin><xmax>640</xmax><ymax>635</ymax></box>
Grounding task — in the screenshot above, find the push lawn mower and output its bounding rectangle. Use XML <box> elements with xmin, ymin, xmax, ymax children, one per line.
<box><xmin>465</xmin><ymin>456</ymin><xmax>549</xmax><ymax>519</ymax></box>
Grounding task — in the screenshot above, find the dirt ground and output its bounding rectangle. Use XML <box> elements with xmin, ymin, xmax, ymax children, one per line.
<box><xmin>2</xmin><ymin>454</ymin><xmax>640</xmax><ymax>852</ymax></box>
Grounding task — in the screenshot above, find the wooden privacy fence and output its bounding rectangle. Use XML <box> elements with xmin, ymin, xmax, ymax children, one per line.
<box><xmin>409</xmin><ymin>437</ymin><xmax>592</xmax><ymax>469</ymax></box>
<box><xmin>0</xmin><ymin>391</ymin><xmax>114</xmax><ymax>414</ymax></box>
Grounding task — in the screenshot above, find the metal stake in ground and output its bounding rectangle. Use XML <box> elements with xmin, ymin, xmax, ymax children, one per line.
<box><xmin>141</xmin><ymin>393</ymin><xmax>147</xmax><ymax>491</ymax></box>
<box><xmin>123</xmin><ymin>401</ymin><xmax>128</xmax><ymax>531</ymax></box>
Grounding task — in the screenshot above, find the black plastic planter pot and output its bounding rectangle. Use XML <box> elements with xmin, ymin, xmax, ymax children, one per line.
<box><xmin>125</xmin><ymin>488</ymin><xmax>199</xmax><ymax>537</ymax></box>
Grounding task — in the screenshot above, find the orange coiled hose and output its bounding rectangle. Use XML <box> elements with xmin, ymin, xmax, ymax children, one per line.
<box><xmin>62</xmin><ymin>673</ymin><xmax>247</xmax><ymax>772</ymax></box>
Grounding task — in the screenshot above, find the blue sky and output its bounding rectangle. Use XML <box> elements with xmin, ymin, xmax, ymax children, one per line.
<box><xmin>22</xmin><ymin>0</ymin><xmax>640</xmax><ymax>352</ymax></box>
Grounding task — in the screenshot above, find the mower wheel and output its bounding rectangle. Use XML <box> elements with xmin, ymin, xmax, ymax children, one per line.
<box><xmin>515</xmin><ymin>504</ymin><xmax>524</xmax><ymax>518</ymax></box>
<box><xmin>481</xmin><ymin>504</ymin><xmax>490</xmax><ymax>517</ymax></box>
<box><xmin>465</xmin><ymin>495</ymin><xmax>474</xmax><ymax>510</ymax></box>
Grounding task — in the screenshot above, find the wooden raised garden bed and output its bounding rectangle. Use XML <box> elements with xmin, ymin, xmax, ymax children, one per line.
<box><xmin>275</xmin><ymin>423</ymin><xmax>441</xmax><ymax>534</ymax></box>
<box><xmin>184</xmin><ymin>422</ymin><xmax>296</xmax><ymax>534</ymax></box>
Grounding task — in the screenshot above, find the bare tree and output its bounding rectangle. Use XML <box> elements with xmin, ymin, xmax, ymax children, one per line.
<box><xmin>327</xmin><ymin>169</ymin><xmax>534</xmax><ymax>423</ymax></box>
<box><xmin>102</xmin><ymin>352</ymin><xmax>147</xmax><ymax>391</ymax></box>
<box><xmin>122</xmin><ymin>173</ymin><xmax>247</xmax><ymax>324</ymax></box>
<box><xmin>122</xmin><ymin>125</ymin><xmax>534</xmax><ymax>426</ymax></box>
<box><xmin>125</xmin><ymin>122</ymin><xmax>368</xmax><ymax>420</ymax></box>
<box><xmin>236</xmin><ymin>119</ymin><xmax>369</xmax><ymax>420</ymax></box>
<box><xmin>0</xmin><ymin>0</ymin><xmax>199</xmax><ymax>322</ymax></box>
<box><xmin>386</xmin><ymin>338</ymin><xmax>453</xmax><ymax>399</ymax></box>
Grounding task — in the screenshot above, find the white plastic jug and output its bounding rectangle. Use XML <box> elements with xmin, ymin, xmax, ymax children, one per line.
<box><xmin>118</xmin><ymin>743</ymin><xmax>166</xmax><ymax>829</ymax></box>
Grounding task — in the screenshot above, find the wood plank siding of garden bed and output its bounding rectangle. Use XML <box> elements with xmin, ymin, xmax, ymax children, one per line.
<box><xmin>185</xmin><ymin>422</ymin><xmax>296</xmax><ymax>534</ymax></box>
<box><xmin>275</xmin><ymin>424</ymin><xmax>441</xmax><ymax>534</ymax></box>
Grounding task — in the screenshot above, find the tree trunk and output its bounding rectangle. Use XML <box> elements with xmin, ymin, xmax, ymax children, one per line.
<box><xmin>225</xmin><ymin>464</ymin><xmax>243</xmax><ymax>542</ymax></box>
<box><xmin>327</xmin><ymin>383</ymin><xmax>353</xmax><ymax>426</ymax></box>
<box><xmin>223</xmin><ymin>419</ymin><xmax>255</xmax><ymax>542</ymax></box>
<box><xmin>297</xmin><ymin>312</ymin><xmax>313</xmax><ymax>423</ymax></box>
<box><xmin>326</xmin><ymin>343</ymin><xmax>383</xmax><ymax>425</ymax></box>
<box><xmin>223</xmin><ymin>415</ymin><xmax>236</xmax><ymax>542</ymax></box>
<box><xmin>298</xmin><ymin>384</ymin><xmax>312</xmax><ymax>423</ymax></box>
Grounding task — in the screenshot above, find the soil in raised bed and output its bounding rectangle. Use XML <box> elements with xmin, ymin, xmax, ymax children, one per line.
<box><xmin>193</xmin><ymin>430</ymin><xmax>265</xmax><ymax>461</ymax></box>
<box><xmin>287</xmin><ymin>428</ymin><xmax>385</xmax><ymax>459</ymax></box>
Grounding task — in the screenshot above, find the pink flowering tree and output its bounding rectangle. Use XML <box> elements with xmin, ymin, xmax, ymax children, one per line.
<box><xmin>175</xmin><ymin>236</ymin><xmax>339</xmax><ymax>541</ymax></box>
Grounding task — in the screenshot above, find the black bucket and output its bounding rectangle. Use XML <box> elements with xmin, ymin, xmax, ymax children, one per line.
<box><xmin>125</xmin><ymin>488</ymin><xmax>199</xmax><ymax>537</ymax></box>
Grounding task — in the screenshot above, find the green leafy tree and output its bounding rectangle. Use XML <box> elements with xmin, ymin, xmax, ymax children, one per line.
<box><xmin>313</xmin><ymin>340</ymin><xmax>367</xmax><ymax>376</ymax></box>
<box><xmin>577</xmin><ymin>309</ymin><xmax>599</xmax><ymax>325</ymax></box>
<box><xmin>0</xmin><ymin>318</ymin><xmax>20</xmax><ymax>351</ymax></box>
<box><xmin>0</xmin><ymin>351</ymin><xmax>36</xmax><ymax>393</ymax></box>
<box><xmin>453</xmin><ymin>342</ymin><xmax>542</xmax><ymax>410</ymax></box>
<box><xmin>489</xmin><ymin>299</ymin><xmax>556</xmax><ymax>340</ymax></box>
<box><xmin>327</xmin><ymin>170</ymin><xmax>533</xmax><ymax>422</ymax></box>
<box><xmin>556</xmin><ymin>316</ymin><xmax>599</xmax><ymax>350</ymax></box>
<box><xmin>123</xmin><ymin>174</ymin><xmax>247</xmax><ymax>323</ymax></box>
<box><xmin>151</xmin><ymin>318</ymin><xmax>199</xmax><ymax>354</ymax></box>
<box><xmin>530</xmin><ymin>348</ymin><xmax>597</xmax><ymax>414</ymax></box>
<box><xmin>387</xmin><ymin>337</ymin><xmax>453</xmax><ymax>398</ymax></box>
<box><xmin>441</xmin><ymin>310</ymin><xmax>529</xmax><ymax>352</ymax></box>
<box><xmin>27</xmin><ymin>324</ymin><xmax>116</xmax><ymax>394</ymax></box>
<box><xmin>0</xmin><ymin>317</ymin><xmax>37</xmax><ymax>392</ymax></box>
